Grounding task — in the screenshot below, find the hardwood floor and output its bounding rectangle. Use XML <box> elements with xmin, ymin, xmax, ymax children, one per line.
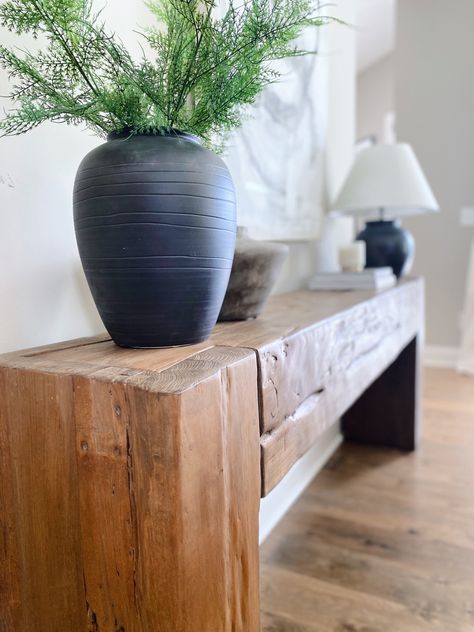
<box><xmin>260</xmin><ymin>368</ymin><xmax>474</xmax><ymax>632</ymax></box>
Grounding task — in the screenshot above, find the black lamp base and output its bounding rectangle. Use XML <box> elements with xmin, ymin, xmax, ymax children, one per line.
<box><xmin>357</xmin><ymin>220</ymin><xmax>415</xmax><ymax>278</ymax></box>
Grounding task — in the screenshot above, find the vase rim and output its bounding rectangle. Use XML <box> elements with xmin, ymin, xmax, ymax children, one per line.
<box><xmin>107</xmin><ymin>128</ymin><xmax>201</xmax><ymax>144</ymax></box>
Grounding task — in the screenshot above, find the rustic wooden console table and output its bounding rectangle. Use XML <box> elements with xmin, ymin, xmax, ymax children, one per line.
<box><xmin>0</xmin><ymin>279</ymin><xmax>423</xmax><ymax>631</ymax></box>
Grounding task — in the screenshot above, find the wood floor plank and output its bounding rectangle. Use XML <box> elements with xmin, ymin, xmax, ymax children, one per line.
<box><xmin>261</xmin><ymin>565</ymin><xmax>455</xmax><ymax>631</ymax></box>
<box><xmin>261</xmin><ymin>611</ymin><xmax>317</xmax><ymax>632</ymax></box>
<box><xmin>262</xmin><ymin>518</ymin><xmax>474</xmax><ymax>628</ymax></box>
<box><xmin>261</xmin><ymin>367</ymin><xmax>474</xmax><ymax>631</ymax></box>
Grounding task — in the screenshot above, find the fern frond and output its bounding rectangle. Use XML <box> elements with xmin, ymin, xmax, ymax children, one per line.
<box><xmin>0</xmin><ymin>0</ymin><xmax>335</xmax><ymax>147</ymax></box>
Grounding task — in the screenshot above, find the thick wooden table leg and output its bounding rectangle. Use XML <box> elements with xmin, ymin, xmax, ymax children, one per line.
<box><xmin>0</xmin><ymin>348</ymin><xmax>261</xmax><ymax>631</ymax></box>
<box><xmin>341</xmin><ymin>336</ymin><xmax>422</xmax><ymax>451</ymax></box>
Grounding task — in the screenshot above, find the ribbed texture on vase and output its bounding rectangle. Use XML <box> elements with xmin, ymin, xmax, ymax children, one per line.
<box><xmin>73</xmin><ymin>134</ymin><xmax>236</xmax><ymax>347</ymax></box>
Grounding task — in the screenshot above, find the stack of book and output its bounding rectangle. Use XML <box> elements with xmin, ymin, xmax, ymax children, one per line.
<box><xmin>309</xmin><ymin>267</ymin><xmax>397</xmax><ymax>291</ymax></box>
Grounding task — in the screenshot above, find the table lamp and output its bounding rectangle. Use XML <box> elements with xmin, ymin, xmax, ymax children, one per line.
<box><xmin>332</xmin><ymin>143</ymin><xmax>439</xmax><ymax>277</ymax></box>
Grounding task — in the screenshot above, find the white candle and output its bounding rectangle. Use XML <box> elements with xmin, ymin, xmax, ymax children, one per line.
<box><xmin>339</xmin><ymin>241</ymin><xmax>366</xmax><ymax>272</ymax></box>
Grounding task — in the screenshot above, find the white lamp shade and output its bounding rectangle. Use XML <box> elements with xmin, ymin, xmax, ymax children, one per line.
<box><xmin>332</xmin><ymin>143</ymin><xmax>440</xmax><ymax>217</ymax></box>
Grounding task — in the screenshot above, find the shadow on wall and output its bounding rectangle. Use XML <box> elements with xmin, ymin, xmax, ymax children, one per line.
<box><xmin>0</xmin><ymin>253</ymin><xmax>105</xmax><ymax>354</ymax></box>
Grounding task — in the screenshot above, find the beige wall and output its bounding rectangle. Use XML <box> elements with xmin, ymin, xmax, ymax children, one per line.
<box><xmin>396</xmin><ymin>0</ymin><xmax>474</xmax><ymax>347</ymax></box>
<box><xmin>357</xmin><ymin>54</ymin><xmax>394</xmax><ymax>143</ymax></box>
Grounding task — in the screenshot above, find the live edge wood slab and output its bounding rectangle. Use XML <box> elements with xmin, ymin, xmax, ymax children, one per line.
<box><xmin>0</xmin><ymin>278</ymin><xmax>424</xmax><ymax>631</ymax></box>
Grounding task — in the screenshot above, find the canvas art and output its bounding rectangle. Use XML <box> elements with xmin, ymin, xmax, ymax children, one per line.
<box><xmin>223</xmin><ymin>28</ymin><xmax>328</xmax><ymax>241</ymax></box>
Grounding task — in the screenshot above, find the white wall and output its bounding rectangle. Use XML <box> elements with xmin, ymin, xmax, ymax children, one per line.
<box><xmin>396</xmin><ymin>0</ymin><xmax>474</xmax><ymax>347</ymax></box>
<box><xmin>0</xmin><ymin>126</ymin><xmax>105</xmax><ymax>352</ymax></box>
<box><xmin>0</xmin><ymin>2</ymin><xmax>153</xmax><ymax>353</ymax></box>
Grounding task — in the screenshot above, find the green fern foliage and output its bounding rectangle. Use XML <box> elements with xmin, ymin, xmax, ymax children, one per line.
<box><xmin>0</xmin><ymin>0</ymin><xmax>332</xmax><ymax>145</ymax></box>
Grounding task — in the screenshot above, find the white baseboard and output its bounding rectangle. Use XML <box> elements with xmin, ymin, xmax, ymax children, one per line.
<box><xmin>423</xmin><ymin>345</ymin><xmax>459</xmax><ymax>369</ymax></box>
<box><xmin>259</xmin><ymin>424</ymin><xmax>343</xmax><ymax>544</ymax></box>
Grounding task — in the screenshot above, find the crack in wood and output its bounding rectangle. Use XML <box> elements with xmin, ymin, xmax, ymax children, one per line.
<box><xmin>83</xmin><ymin>571</ymin><xmax>99</xmax><ymax>632</ymax></box>
<box><xmin>123</xmin><ymin>386</ymin><xmax>141</xmax><ymax>622</ymax></box>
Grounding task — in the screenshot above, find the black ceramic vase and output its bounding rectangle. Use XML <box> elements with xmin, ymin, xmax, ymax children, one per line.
<box><xmin>357</xmin><ymin>220</ymin><xmax>414</xmax><ymax>278</ymax></box>
<box><xmin>73</xmin><ymin>131</ymin><xmax>236</xmax><ymax>348</ymax></box>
